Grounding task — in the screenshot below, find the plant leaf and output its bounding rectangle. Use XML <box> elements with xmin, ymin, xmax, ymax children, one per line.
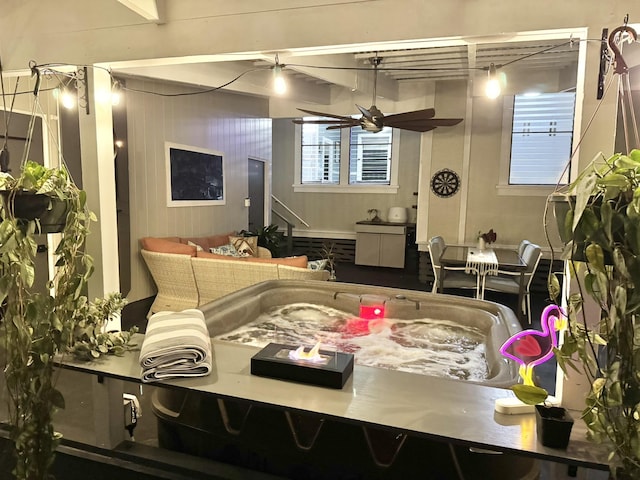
<box><xmin>511</xmin><ymin>384</ymin><xmax>549</xmax><ymax>405</ymax></box>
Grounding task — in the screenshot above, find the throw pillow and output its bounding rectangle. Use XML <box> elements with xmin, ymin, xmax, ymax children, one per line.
<box><xmin>210</xmin><ymin>243</ymin><xmax>248</xmax><ymax>257</ymax></box>
<box><xmin>140</xmin><ymin>237</ymin><xmax>197</xmax><ymax>256</ymax></box>
<box><xmin>307</xmin><ymin>259</ymin><xmax>328</xmax><ymax>271</ymax></box>
<box><xmin>187</xmin><ymin>240</ymin><xmax>204</xmax><ymax>252</ymax></box>
<box><xmin>229</xmin><ymin>235</ymin><xmax>259</xmax><ymax>257</ymax></box>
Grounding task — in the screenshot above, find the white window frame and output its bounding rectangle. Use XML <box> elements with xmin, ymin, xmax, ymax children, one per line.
<box><xmin>294</xmin><ymin>123</ymin><xmax>400</xmax><ymax>194</ymax></box>
<box><xmin>497</xmin><ymin>95</ymin><xmax>574</xmax><ymax>197</ymax></box>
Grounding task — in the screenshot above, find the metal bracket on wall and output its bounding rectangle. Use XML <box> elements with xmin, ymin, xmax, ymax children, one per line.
<box><xmin>76</xmin><ymin>67</ymin><xmax>91</xmax><ymax>115</ymax></box>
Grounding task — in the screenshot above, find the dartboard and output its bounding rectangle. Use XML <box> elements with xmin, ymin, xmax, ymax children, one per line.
<box><xmin>430</xmin><ymin>169</ymin><xmax>460</xmax><ymax>198</ymax></box>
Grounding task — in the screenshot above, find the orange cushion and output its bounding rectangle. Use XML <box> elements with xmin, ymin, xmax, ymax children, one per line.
<box><xmin>195</xmin><ymin>251</ymin><xmax>308</xmax><ymax>268</ymax></box>
<box><xmin>180</xmin><ymin>232</ymin><xmax>235</xmax><ymax>251</ymax></box>
<box><xmin>245</xmin><ymin>255</ymin><xmax>308</xmax><ymax>269</ymax></box>
<box><xmin>206</xmin><ymin>232</ymin><xmax>236</xmax><ymax>249</ymax></box>
<box><xmin>140</xmin><ymin>237</ymin><xmax>197</xmax><ymax>256</ymax></box>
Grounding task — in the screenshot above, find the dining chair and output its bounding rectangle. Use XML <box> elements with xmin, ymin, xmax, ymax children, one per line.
<box><xmin>518</xmin><ymin>239</ymin><xmax>531</xmax><ymax>257</ymax></box>
<box><xmin>481</xmin><ymin>243</ymin><xmax>542</xmax><ymax>324</ymax></box>
<box><xmin>428</xmin><ymin>236</ymin><xmax>481</xmax><ymax>297</ymax></box>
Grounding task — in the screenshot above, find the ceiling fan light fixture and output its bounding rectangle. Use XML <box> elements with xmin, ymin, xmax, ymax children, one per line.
<box><xmin>485</xmin><ymin>63</ymin><xmax>501</xmax><ymax>99</ymax></box>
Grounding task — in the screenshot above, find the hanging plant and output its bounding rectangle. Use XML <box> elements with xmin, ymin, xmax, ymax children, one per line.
<box><xmin>548</xmin><ymin>150</ymin><xmax>640</xmax><ymax>478</ymax></box>
<box><xmin>0</xmin><ymin>160</ymin><xmax>137</xmax><ymax>480</ymax></box>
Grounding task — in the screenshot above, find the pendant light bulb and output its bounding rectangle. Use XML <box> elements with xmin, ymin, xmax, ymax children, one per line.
<box><xmin>273</xmin><ymin>55</ymin><xmax>287</xmax><ymax>95</ymax></box>
<box><xmin>111</xmin><ymin>81</ymin><xmax>122</xmax><ymax>106</ymax></box>
<box><xmin>60</xmin><ymin>89</ymin><xmax>76</xmax><ymax>109</ymax></box>
<box><xmin>485</xmin><ymin>63</ymin><xmax>501</xmax><ymax>99</ymax></box>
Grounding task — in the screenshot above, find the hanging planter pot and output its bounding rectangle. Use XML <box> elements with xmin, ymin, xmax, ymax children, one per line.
<box><xmin>0</xmin><ymin>191</ymin><xmax>70</xmax><ymax>233</ymax></box>
<box><xmin>1</xmin><ymin>191</ymin><xmax>49</xmax><ymax>220</ymax></box>
<box><xmin>535</xmin><ymin>405</ymin><xmax>574</xmax><ymax>449</ymax></box>
<box><xmin>37</xmin><ymin>196</ymin><xmax>71</xmax><ymax>234</ymax></box>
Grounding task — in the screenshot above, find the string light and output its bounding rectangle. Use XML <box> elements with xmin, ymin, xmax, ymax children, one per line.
<box><xmin>273</xmin><ymin>54</ymin><xmax>287</xmax><ymax>95</ymax></box>
<box><xmin>60</xmin><ymin>88</ymin><xmax>76</xmax><ymax>109</ymax></box>
<box><xmin>111</xmin><ymin>80</ymin><xmax>122</xmax><ymax>106</ymax></box>
<box><xmin>485</xmin><ymin>63</ymin><xmax>501</xmax><ymax>99</ymax></box>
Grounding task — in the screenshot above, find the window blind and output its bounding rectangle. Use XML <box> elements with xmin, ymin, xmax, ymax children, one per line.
<box><xmin>510</xmin><ymin>92</ymin><xmax>576</xmax><ymax>185</ymax></box>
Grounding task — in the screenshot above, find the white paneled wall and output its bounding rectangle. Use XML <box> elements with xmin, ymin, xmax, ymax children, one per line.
<box><xmin>126</xmin><ymin>78</ymin><xmax>271</xmax><ymax>302</ymax></box>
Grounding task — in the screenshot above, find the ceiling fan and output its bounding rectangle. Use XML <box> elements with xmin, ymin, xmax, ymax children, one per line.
<box><xmin>293</xmin><ymin>57</ymin><xmax>463</xmax><ymax>133</ymax></box>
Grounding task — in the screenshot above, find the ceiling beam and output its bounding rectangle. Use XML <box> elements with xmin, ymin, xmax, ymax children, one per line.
<box><xmin>116</xmin><ymin>0</ymin><xmax>164</xmax><ymax>23</ymax></box>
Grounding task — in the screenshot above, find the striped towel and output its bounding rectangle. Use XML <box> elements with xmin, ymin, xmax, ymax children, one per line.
<box><xmin>139</xmin><ymin>309</ymin><xmax>212</xmax><ymax>383</ymax></box>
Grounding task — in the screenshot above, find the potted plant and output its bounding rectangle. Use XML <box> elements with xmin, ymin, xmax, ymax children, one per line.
<box><xmin>547</xmin><ymin>149</ymin><xmax>640</xmax><ymax>477</ymax></box>
<box><xmin>0</xmin><ymin>160</ymin><xmax>137</xmax><ymax>480</ymax></box>
<box><xmin>321</xmin><ymin>242</ymin><xmax>337</xmax><ymax>281</ymax></box>
<box><xmin>477</xmin><ymin>228</ymin><xmax>497</xmax><ymax>250</ymax></box>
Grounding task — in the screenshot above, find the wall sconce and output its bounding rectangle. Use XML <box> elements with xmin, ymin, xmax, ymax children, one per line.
<box><xmin>485</xmin><ymin>63</ymin><xmax>501</xmax><ymax>99</ymax></box>
<box><xmin>273</xmin><ymin>54</ymin><xmax>287</xmax><ymax>95</ymax></box>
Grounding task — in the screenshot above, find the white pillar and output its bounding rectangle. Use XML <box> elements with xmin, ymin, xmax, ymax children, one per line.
<box><xmin>77</xmin><ymin>66</ymin><xmax>121</xmax><ymax>330</ymax></box>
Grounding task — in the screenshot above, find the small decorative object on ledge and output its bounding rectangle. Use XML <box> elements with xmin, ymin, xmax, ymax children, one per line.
<box><xmin>477</xmin><ymin>229</ymin><xmax>497</xmax><ymax>250</ymax></box>
<box><xmin>495</xmin><ymin>304</ymin><xmax>565</xmax><ymax>415</ymax></box>
<box><xmin>367</xmin><ymin>208</ymin><xmax>381</xmax><ymax>222</ymax></box>
<box><xmin>251</xmin><ymin>342</ymin><xmax>354</xmax><ymax>389</ymax></box>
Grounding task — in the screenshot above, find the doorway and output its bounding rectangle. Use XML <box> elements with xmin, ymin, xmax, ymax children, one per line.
<box><xmin>247</xmin><ymin>157</ymin><xmax>266</xmax><ymax>232</ymax></box>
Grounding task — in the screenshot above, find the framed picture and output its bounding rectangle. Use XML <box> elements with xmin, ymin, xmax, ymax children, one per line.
<box><xmin>165</xmin><ymin>142</ymin><xmax>225</xmax><ymax>207</ymax></box>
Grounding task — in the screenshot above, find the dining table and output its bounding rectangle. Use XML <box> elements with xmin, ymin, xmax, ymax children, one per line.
<box><xmin>439</xmin><ymin>245</ymin><xmax>527</xmax><ymax>323</ymax></box>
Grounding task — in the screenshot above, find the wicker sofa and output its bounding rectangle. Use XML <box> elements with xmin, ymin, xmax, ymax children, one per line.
<box><xmin>140</xmin><ymin>234</ymin><xmax>329</xmax><ymax>316</ymax></box>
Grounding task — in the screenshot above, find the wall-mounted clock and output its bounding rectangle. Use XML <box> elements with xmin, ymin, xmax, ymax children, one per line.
<box><xmin>430</xmin><ymin>169</ymin><xmax>460</xmax><ymax>198</ymax></box>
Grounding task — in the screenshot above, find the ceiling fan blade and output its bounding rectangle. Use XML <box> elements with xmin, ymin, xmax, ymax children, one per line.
<box><xmin>384</xmin><ymin>117</ymin><xmax>463</xmax><ymax>132</ymax></box>
<box><xmin>384</xmin><ymin>123</ymin><xmax>437</xmax><ymax>133</ymax></box>
<box><xmin>296</xmin><ymin>108</ymin><xmax>354</xmax><ymax>121</ymax></box>
<box><xmin>383</xmin><ymin>108</ymin><xmax>436</xmax><ymax>123</ymax></box>
<box><xmin>292</xmin><ymin>119</ymin><xmax>358</xmax><ymax>125</ymax></box>
<box><xmin>326</xmin><ymin>124</ymin><xmax>359</xmax><ymax>130</ymax></box>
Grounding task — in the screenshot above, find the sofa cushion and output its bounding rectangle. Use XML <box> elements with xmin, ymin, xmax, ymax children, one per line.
<box><xmin>196</xmin><ymin>250</ymin><xmax>232</xmax><ymax>260</ymax></box>
<box><xmin>229</xmin><ymin>235</ymin><xmax>259</xmax><ymax>257</ymax></box>
<box><xmin>196</xmin><ymin>250</ymin><xmax>308</xmax><ymax>268</ymax></box>
<box><xmin>140</xmin><ymin>237</ymin><xmax>197</xmax><ymax>256</ymax></box>
<box><xmin>307</xmin><ymin>259</ymin><xmax>328</xmax><ymax>271</ymax></box>
<box><xmin>187</xmin><ymin>241</ymin><xmax>204</xmax><ymax>252</ymax></box>
<box><xmin>210</xmin><ymin>244</ymin><xmax>248</xmax><ymax>257</ymax></box>
<box><xmin>244</xmin><ymin>255</ymin><xmax>308</xmax><ymax>269</ymax></box>
<box><xmin>180</xmin><ymin>232</ymin><xmax>235</xmax><ymax>251</ymax></box>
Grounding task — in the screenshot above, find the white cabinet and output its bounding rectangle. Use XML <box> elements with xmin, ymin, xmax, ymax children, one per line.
<box><xmin>355</xmin><ymin>223</ymin><xmax>407</xmax><ymax>268</ymax></box>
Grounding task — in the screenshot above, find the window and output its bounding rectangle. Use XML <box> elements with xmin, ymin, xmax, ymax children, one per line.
<box><xmin>349</xmin><ymin>127</ymin><xmax>392</xmax><ymax>184</ymax></box>
<box><xmin>509</xmin><ymin>92</ymin><xmax>576</xmax><ymax>185</ymax></box>
<box><xmin>300</xmin><ymin>119</ymin><xmax>341</xmax><ymax>184</ymax></box>
<box><xmin>296</xmin><ymin>119</ymin><xmax>398</xmax><ymax>193</ymax></box>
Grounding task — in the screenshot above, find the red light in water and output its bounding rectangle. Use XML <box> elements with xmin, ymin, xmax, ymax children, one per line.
<box><xmin>342</xmin><ymin>305</ymin><xmax>386</xmax><ymax>336</ymax></box>
<box><xmin>359</xmin><ymin>305</ymin><xmax>385</xmax><ymax>320</ymax></box>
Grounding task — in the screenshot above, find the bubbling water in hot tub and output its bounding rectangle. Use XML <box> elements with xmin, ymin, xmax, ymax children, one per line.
<box><xmin>215</xmin><ymin>302</ymin><xmax>489</xmax><ymax>382</ymax></box>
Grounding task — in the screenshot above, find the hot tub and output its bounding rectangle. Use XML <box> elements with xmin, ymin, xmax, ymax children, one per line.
<box><xmin>152</xmin><ymin>280</ymin><xmax>535</xmax><ymax>479</ymax></box>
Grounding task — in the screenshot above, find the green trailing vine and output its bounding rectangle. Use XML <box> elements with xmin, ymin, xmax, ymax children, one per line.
<box><xmin>549</xmin><ymin>150</ymin><xmax>640</xmax><ymax>478</ymax></box>
<box><xmin>0</xmin><ymin>160</ymin><xmax>137</xmax><ymax>480</ymax></box>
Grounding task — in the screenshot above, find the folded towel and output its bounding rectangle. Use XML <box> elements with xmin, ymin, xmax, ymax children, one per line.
<box><xmin>139</xmin><ymin>309</ymin><xmax>212</xmax><ymax>383</ymax></box>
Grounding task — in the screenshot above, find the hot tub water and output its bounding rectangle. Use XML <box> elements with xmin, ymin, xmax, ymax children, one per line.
<box><xmin>215</xmin><ymin>302</ymin><xmax>488</xmax><ymax>382</ymax></box>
